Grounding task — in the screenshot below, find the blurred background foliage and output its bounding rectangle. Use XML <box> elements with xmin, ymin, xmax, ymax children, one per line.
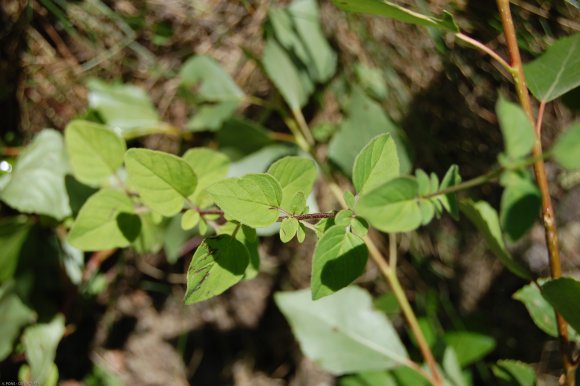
<box><xmin>0</xmin><ymin>0</ymin><xmax>579</xmax><ymax>385</ymax></box>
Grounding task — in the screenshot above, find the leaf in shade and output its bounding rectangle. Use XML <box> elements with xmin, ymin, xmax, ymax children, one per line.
<box><xmin>444</xmin><ymin>331</ymin><xmax>496</xmax><ymax>367</ymax></box>
<box><xmin>523</xmin><ymin>33</ymin><xmax>580</xmax><ymax>102</ymax></box>
<box><xmin>311</xmin><ymin>226</ymin><xmax>367</xmax><ymax>300</ymax></box>
<box><xmin>186</xmin><ymin>101</ymin><xmax>239</xmax><ymax>132</ymax></box>
<box><xmin>0</xmin><ymin>283</ymin><xmax>36</xmax><ymax>361</ymax></box>
<box><xmin>492</xmin><ymin>360</ymin><xmax>536</xmax><ymax>386</ymax></box>
<box><xmin>329</xmin><ymin>88</ymin><xmax>410</xmax><ymax>176</ymax></box>
<box><xmin>541</xmin><ymin>277</ymin><xmax>580</xmax><ymax>335</ymax></box>
<box><xmin>500</xmin><ymin>172</ymin><xmax>540</xmax><ymax>242</ymax></box>
<box><xmin>275</xmin><ymin>286</ymin><xmax>409</xmax><ymax>375</ymax></box>
<box><xmin>184</xmin><ymin>235</ymin><xmax>249</xmax><ymax>304</ymax></box>
<box><xmin>0</xmin><ymin>217</ymin><xmax>31</xmax><ymax>283</ymax></box>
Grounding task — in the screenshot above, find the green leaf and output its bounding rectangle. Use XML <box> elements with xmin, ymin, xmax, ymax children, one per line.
<box><xmin>262</xmin><ymin>38</ymin><xmax>313</xmax><ymax>111</ymax></box>
<box><xmin>287</xmin><ymin>0</ymin><xmax>337</xmax><ymax>82</ymax></box>
<box><xmin>496</xmin><ymin>97</ymin><xmax>535</xmax><ymax>160</ymax></box>
<box><xmin>182</xmin><ymin>148</ymin><xmax>229</xmax><ymax>207</ymax></box>
<box><xmin>552</xmin><ymin>121</ymin><xmax>580</xmax><ymax>170</ymax></box>
<box><xmin>492</xmin><ymin>360</ymin><xmax>536</xmax><ymax>386</ymax></box>
<box><xmin>131</xmin><ymin>213</ymin><xmax>165</xmax><ymax>254</ymax></box>
<box><xmin>356</xmin><ymin>177</ymin><xmax>423</xmax><ymax>233</ymax></box>
<box><xmin>181</xmin><ymin>209</ymin><xmax>201</xmax><ymax>231</ymax></box>
<box><xmin>459</xmin><ymin>200</ymin><xmax>531</xmax><ymax>280</ymax></box>
<box><xmin>332</xmin><ymin>0</ymin><xmax>458</xmax><ymax>31</ymax></box>
<box><xmin>87</xmin><ymin>78</ymin><xmax>160</xmax><ymax>131</ymax></box>
<box><xmin>163</xmin><ymin>215</ymin><xmax>194</xmax><ymax>264</ymax></box>
<box><xmin>443</xmin><ymin>347</ymin><xmax>468</xmax><ymax>386</ymax></box>
<box><xmin>444</xmin><ymin>331</ymin><xmax>496</xmax><ymax>367</ymax></box>
<box><xmin>500</xmin><ymin>173</ymin><xmax>540</xmax><ymax>241</ymax></box>
<box><xmin>329</xmin><ymin>88</ymin><xmax>410</xmax><ymax>176</ymax></box>
<box><xmin>340</xmin><ymin>371</ymin><xmax>396</xmax><ymax>386</ymax></box>
<box><xmin>207</xmin><ymin>173</ymin><xmax>282</xmax><ymax>228</ymax></box>
<box><xmin>186</xmin><ymin>101</ymin><xmax>238</xmax><ymax>132</ymax></box>
<box><xmin>344</xmin><ymin>191</ymin><xmax>356</xmax><ymax>209</ymax></box>
<box><xmin>280</xmin><ymin>217</ymin><xmax>299</xmax><ymax>243</ymax></box>
<box><xmin>65</xmin><ymin>120</ymin><xmax>126</xmax><ymax>186</ymax></box>
<box><xmin>267</xmin><ymin>156</ymin><xmax>317</xmax><ymax>211</ymax></box>
<box><xmin>391</xmin><ymin>367</ymin><xmax>431</xmax><ymax>386</ymax></box>
<box><xmin>437</xmin><ymin>165</ymin><xmax>461</xmax><ymax>219</ymax></box>
<box><xmin>0</xmin><ymin>217</ymin><xmax>31</xmax><ymax>283</ymax></box>
<box><xmin>353</xmin><ymin>133</ymin><xmax>399</xmax><ymax>194</ymax></box>
<box><xmin>351</xmin><ymin>217</ymin><xmax>369</xmax><ymax>237</ymax></box>
<box><xmin>179</xmin><ymin>55</ymin><xmax>245</xmax><ymax>102</ymax></box>
<box><xmin>218</xmin><ymin>222</ymin><xmax>260</xmax><ymax>279</ymax></box>
<box><xmin>218</xmin><ymin>118</ymin><xmax>274</xmax><ymax>160</ymax></box>
<box><xmin>288</xmin><ymin>192</ymin><xmax>307</xmax><ymax>215</ymax></box>
<box><xmin>523</xmin><ymin>33</ymin><xmax>580</xmax><ymax>102</ymax></box>
<box><xmin>311</xmin><ymin>226</ymin><xmax>368</xmax><ymax>300</ymax></box>
<box><xmin>335</xmin><ymin>209</ymin><xmax>354</xmax><ymax>226</ymax></box>
<box><xmin>184</xmin><ymin>235</ymin><xmax>250</xmax><ymax>304</ymax></box>
<box><xmin>275</xmin><ymin>286</ymin><xmax>409</xmax><ymax>374</ymax></box>
<box><xmin>125</xmin><ymin>148</ymin><xmax>197</xmax><ymax>216</ymax></box>
<box><xmin>68</xmin><ymin>188</ymin><xmax>138</xmax><ymax>251</ymax></box>
<box><xmin>296</xmin><ymin>222</ymin><xmax>306</xmax><ymax>243</ymax></box>
<box><xmin>0</xmin><ymin>283</ymin><xmax>36</xmax><ymax>361</ymax></box>
<box><xmin>355</xmin><ymin>63</ymin><xmax>388</xmax><ymax>99</ymax></box>
<box><xmin>513</xmin><ymin>281</ymin><xmax>577</xmax><ymax>339</ymax></box>
<box><xmin>541</xmin><ymin>277</ymin><xmax>580</xmax><ymax>335</ymax></box>
<box><xmin>22</xmin><ymin>314</ymin><xmax>65</xmax><ymax>385</ymax></box>
<box><xmin>0</xmin><ymin>129</ymin><xmax>71</xmax><ymax>220</ymax></box>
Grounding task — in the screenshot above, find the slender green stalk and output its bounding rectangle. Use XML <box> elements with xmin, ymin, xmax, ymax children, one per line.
<box><xmin>455</xmin><ymin>33</ymin><xmax>512</xmax><ymax>74</ymax></box>
<box><xmin>495</xmin><ymin>1</ymin><xmax>577</xmax><ymax>383</ymax></box>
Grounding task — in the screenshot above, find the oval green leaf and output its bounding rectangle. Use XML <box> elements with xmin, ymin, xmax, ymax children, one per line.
<box><xmin>356</xmin><ymin>177</ymin><xmax>422</xmax><ymax>233</ymax></box>
<box><xmin>275</xmin><ymin>286</ymin><xmax>408</xmax><ymax>375</ymax></box>
<box><xmin>353</xmin><ymin>133</ymin><xmax>399</xmax><ymax>194</ymax></box>
<box><xmin>311</xmin><ymin>226</ymin><xmax>368</xmax><ymax>300</ymax></box>
<box><xmin>492</xmin><ymin>359</ymin><xmax>536</xmax><ymax>386</ymax></box>
<box><xmin>184</xmin><ymin>235</ymin><xmax>250</xmax><ymax>304</ymax></box>
<box><xmin>541</xmin><ymin>277</ymin><xmax>580</xmax><ymax>335</ymax></box>
<box><xmin>125</xmin><ymin>148</ymin><xmax>197</xmax><ymax>216</ymax></box>
<box><xmin>552</xmin><ymin>122</ymin><xmax>580</xmax><ymax>170</ymax></box>
<box><xmin>444</xmin><ymin>331</ymin><xmax>496</xmax><ymax>367</ymax></box>
<box><xmin>68</xmin><ymin>188</ymin><xmax>138</xmax><ymax>251</ymax></box>
<box><xmin>496</xmin><ymin>97</ymin><xmax>535</xmax><ymax>160</ymax></box>
<box><xmin>267</xmin><ymin>156</ymin><xmax>317</xmax><ymax>211</ymax></box>
<box><xmin>523</xmin><ymin>33</ymin><xmax>580</xmax><ymax>102</ymax></box>
<box><xmin>207</xmin><ymin>173</ymin><xmax>282</xmax><ymax>228</ymax></box>
<box><xmin>65</xmin><ymin>120</ymin><xmax>126</xmax><ymax>186</ymax></box>
<box><xmin>280</xmin><ymin>217</ymin><xmax>299</xmax><ymax>243</ymax></box>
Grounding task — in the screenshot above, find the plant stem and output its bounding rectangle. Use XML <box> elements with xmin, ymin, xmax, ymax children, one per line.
<box><xmin>496</xmin><ymin>1</ymin><xmax>576</xmax><ymax>383</ymax></box>
<box><xmin>455</xmin><ymin>33</ymin><xmax>512</xmax><ymax>74</ymax></box>
<box><xmin>364</xmin><ymin>235</ymin><xmax>443</xmax><ymax>386</ymax></box>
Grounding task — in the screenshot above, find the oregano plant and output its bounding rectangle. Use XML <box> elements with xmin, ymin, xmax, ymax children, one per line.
<box><xmin>0</xmin><ymin>0</ymin><xmax>579</xmax><ymax>385</ymax></box>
